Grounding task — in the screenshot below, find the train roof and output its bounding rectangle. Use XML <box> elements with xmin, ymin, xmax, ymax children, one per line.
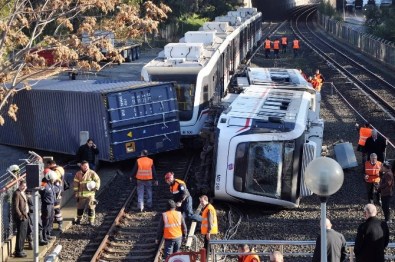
<box><xmin>142</xmin><ymin>8</ymin><xmax>261</xmax><ymax>75</ymax></box>
<box><xmin>247</xmin><ymin>68</ymin><xmax>312</xmax><ymax>89</ymax></box>
<box><xmin>219</xmin><ymin>71</ymin><xmax>315</xmax><ymax>133</ymax></box>
<box><xmin>11</xmin><ymin>79</ymin><xmax>164</xmax><ymax>93</ymax></box>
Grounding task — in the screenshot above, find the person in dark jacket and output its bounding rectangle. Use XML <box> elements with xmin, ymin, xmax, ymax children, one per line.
<box><xmin>312</xmin><ymin>218</ymin><xmax>347</xmax><ymax>262</ymax></box>
<box><xmin>378</xmin><ymin>161</ymin><xmax>394</xmax><ymax>223</ymax></box>
<box><xmin>12</xmin><ymin>180</ymin><xmax>29</xmax><ymax>258</ymax></box>
<box><xmin>364</xmin><ymin>129</ymin><xmax>387</xmax><ymax>162</ymax></box>
<box><xmin>76</xmin><ymin>138</ymin><xmax>99</xmax><ymax>170</ymax></box>
<box><xmin>354</xmin><ymin>204</ymin><xmax>389</xmax><ymax>262</ymax></box>
<box><xmin>39</xmin><ymin>171</ymin><xmax>58</xmax><ymax>243</ymax></box>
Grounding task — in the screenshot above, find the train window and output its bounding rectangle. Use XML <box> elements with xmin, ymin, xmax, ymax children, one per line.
<box><xmin>203</xmin><ymin>85</ymin><xmax>209</xmax><ymax>102</ymax></box>
<box><xmin>234</xmin><ymin>142</ymin><xmax>283</xmax><ymax>198</ymax></box>
<box><xmin>174</xmin><ymin>83</ymin><xmax>195</xmax><ymax>121</ymax></box>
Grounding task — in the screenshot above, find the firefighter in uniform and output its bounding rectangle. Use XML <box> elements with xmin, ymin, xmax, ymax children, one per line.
<box><xmin>273</xmin><ymin>39</ymin><xmax>280</xmax><ymax>59</ymax></box>
<box><xmin>264</xmin><ymin>37</ymin><xmax>271</xmax><ymax>58</ymax></box>
<box><xmin>292</xmin><ymin>38</ymin><xmax>300</xmax><ymax>57</ymax></box>
<box><xmin>364</xmin><ymin>153</ymin><xmax>382</xmax><ymax>204</ymax></box>
<box><xmin>165</xmin><ymin>171</ymin><xmax>195</xmax><ymax>222</ymax></box>
<box><xmin>73</xmin><ymin>160</ymin><xmax>100</xmax><ymax>225</ymax></box>
<box><xmin>281</xmin><ymin>36</ymin><xmax>288</xmax><ymax>53</ymax></box>
<box><xmin>238</xmin><ymin>244</ymin><xmax>260</xmax><ymax>262</ymax></box>
<box><xmin>196</xmin><ymin>195</ymin><xmax>218</xmax><ymax>255</ymax></box>
<box><xmin>131</xmin><ymin>149</ymin><xmax>158</xmax><ymax>212</ymax></box>
<box><xmin>47</xmin><ymin>160</ymin><xmax>65</xmax><ymax>232</ymax></box>
<box><xmin>155</xmin><ymin>200</ymin><xmax>187</xmax><ymax>260</ymax></box>
<box><xmin>356</xmin><ymin>122</ymin><xmax>372</xmax><ymax>164</ymax></box>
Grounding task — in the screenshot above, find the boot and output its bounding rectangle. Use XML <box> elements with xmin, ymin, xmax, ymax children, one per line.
<box><xmin>73</xmin><ymin>218</ymin><xmax>81</xmax><ymax>225</ymax></box>
<box><xmin>58</xmin><ymin>222</ymin><xmax>64</xmax><ymax>233</ymax></box>
<box><xmin>26</xmin><ymin>235</ymin><xmax>33</xmax><ymax>250</ymax></box>
<box><xmin>39</xmin><ymin>230</ymin><xmax>48</xmax><ymax>246</ymax></box>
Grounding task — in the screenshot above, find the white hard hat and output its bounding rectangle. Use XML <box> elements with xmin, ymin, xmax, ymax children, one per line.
<box><xmin>86</xmin><ymin>181</ymin><xmax>96</xmax><ymax>191</ymax></box>
<box><xmin>8</xmin><ymin>164</ymin><xmax>20</xmax><ymax>173</ymax></box>
<box><xmin>45</xmin><ymin>170</ymin><xmax>57</xmax><ymax>181</ymax></box>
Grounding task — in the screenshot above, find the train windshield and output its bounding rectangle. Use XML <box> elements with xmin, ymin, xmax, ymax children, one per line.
<box><xmin>233</xmin><ymin>141</ymin><xmax>295</xmax><ymax>199</ymax></box>
<box><xmin>173</xmin><ymin>82</ymin><xmax>196</xmax><ymax>121</ymax></box>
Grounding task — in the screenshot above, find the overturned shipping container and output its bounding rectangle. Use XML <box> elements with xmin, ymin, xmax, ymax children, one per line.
<box><xmin>0</xmin><ymin>80</ymin><xmax>181</xmax><ymax>161</ymax></box>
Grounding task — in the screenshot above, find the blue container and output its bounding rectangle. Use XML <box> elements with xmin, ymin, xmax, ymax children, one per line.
<box><xmin>0</xmin><ymin>79</ymin><xmax>180</xmax><ymax>161</ymax></box>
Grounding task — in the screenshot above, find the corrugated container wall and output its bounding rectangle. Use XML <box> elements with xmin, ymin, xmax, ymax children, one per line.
<box><xmin>0</xmin><ymin>80</ymin><xmax>181</xmax><ymax>161</ymax></box>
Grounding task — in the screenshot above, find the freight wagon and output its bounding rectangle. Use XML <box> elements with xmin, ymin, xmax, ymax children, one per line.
<box><xmin>0</xmin><ymin>80</ymin><xmax>180</xmax><ymax>161</ymax></box>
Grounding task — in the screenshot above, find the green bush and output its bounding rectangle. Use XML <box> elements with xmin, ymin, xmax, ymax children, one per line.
<box><xmin>178</xmin><ymin>14</ymin><xmax>209</xmax><ymax>35</ymax></box>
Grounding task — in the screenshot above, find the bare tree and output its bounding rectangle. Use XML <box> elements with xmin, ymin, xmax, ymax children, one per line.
<box><xmin>0</xmin><ymin>0</ymin><xmax>171</xmax><ymax>125</ymax></box>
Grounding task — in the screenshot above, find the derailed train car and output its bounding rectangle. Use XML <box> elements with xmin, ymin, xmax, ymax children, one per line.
<box><xmin>142</xmin><ymin>7</ymin><xmax>262</xmax><ymax>138</ymax></box>
<box><xmin>0</xmin><ymin>80</ymin><xmax>180</xmax><ymax>161</ymax></box>
<box><xmin>212</xmin><ymin>68</ymin><xmax>324</xmax><ymax>207</ymax></box>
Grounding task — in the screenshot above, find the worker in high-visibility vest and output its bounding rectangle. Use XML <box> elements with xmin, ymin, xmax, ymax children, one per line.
<box><xmin>273</xmin><ymin>39</ymin><xmax>280</xmax><ymax>59</ymax></box>
<box><xmin>264</xmin><ymin>37</ymin><xmax>272</xmax><ymax>58</ymax></box>
<box><xmin>238</xmin><ymin>244</ymin><xmax>260</xmax><ymax>262</ymax></box>
<box><xmin>364</xmin><ymin>153</ymin><xmax>382</xmax><ymax>204</ymax></box>
<box><xmin>131</xmin><ymin>149</ymin><xmax>158</xmax><ymax>212</ymax></box>
<box><xmin>281</xmin><ymin>36</ymin><xmax>288</xmax><ymax>53</ymax></box>
<box><xmin>155</xmin><ymin>200</ymin><xmax>187</xmax><ymax>260</ymax></box>
<box><xmin>314</xmin><ymin>69</ymin><xmax>325</xmax><ymax>91</ymax></box>
<box><xmin>356</xmin><ymin>122</ymin><xmax>372</xmax><ymax>164</ymax></box>
<box><xmin>195</xmin><ymin>195</ymin><xmax>218</xmax><ymax>256</ymax></box>
<box><xmin>292</xmin><ymin>38</ymin><xmax>300</xmax><ymax>57</ymax></box>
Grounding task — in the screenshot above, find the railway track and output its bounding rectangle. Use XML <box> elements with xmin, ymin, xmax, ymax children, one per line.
<box><xmin>87</xmin><ymin>149</ymin><xmax>197</xmax><ymax>261</ymax></box>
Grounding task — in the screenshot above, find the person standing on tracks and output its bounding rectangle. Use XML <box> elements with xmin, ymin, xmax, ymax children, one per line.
<box><xmin>364</xmin><ymin>129</ymin><xmax>387</xmax><ymax>163</ymax></box>
<box><xmin>354</xmin><ymin>204</ymin><xmax>389</xmax><ymax>262</ymax></box>
<box><xmin>155</xmin><ymin>199</ymin><xmax>187</xmax><ymax>260</ymax></box>
<box><xmin>281</xmin><ymin>36</ymin><xmax>288</xmax><ymax>53</ymax></box>
<box><xmin>314</xmin><ymin>69</ymin><xmax>325</xmax><ymax>92</ymax></box>
<box><xmin>264</xmin><ymin>37</ymin><xmax>272</xmax><ymax>58</ymax></box>
<box><xmin>237</xmin><ymin>244</ymin><xmax>260</xmax><ymax>262</ymax></box>
<box><xmin>76</xmin><ymin>138</ymin><xmax>99</xmax><ymax>170</ymax></box>
<box><xmin>273</xmin><ymin>39</ymin><xmax>280</xmax><ymax>59</ymax></box>
<box><xmin>131</xmin><ymin>149</ymin><xmax>158</xmax><ymax>212</ymax></box>
<box><xmin>12</xmin><ymin>180</ymin><xmax>29</xmax><ymax>258</ymax></box>
<box><xmin>47</xmin><ymin>160</ymin><xmax>66</xmax><ymax>232</ymax></box>
<box><xmin>40</xmin><ymin>170</ymin><xmax>58</xmax><ymax>243</ymax></box>
<box><xmin>378</xmin><ymin>161</ymin><xmax>394</xmax><ymax>223</ymax></box>
<box><xmin>364</xmin><ymin>153</ymin><xmax>382</xmax><ymax>205</ymax></box>
<box><xmin>312</xmin><ymin>218</ymin><xmax>347</xmax><ymax>262</ymax></box>
<box><xmin>292</xmin><ymin>37</ymin><xmax>300</xmax><ymax>57</ymax></box>
<box><xmin>73</xmin><ymin>160</ymin><xmax>101</xmax><ymax>225</ymax></box>
<box><xmin>165</xmin><ymin>171</ymin><xmax>195</xmax><ymax>222</ymax></box>
<box><xmin>196</xmin><ymin>195</ymin><xmax>218</xmax><ymax>255</ymax></box>
<box><xmin>356</xmin><ymin>122</ymin><xmax>373</xmax><ymax>164</ymax></box>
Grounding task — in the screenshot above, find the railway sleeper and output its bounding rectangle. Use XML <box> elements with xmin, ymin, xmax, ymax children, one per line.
<box><xmin>106</xmin><ymin>246</ymin><xmax>157</xmax><ymax>253</ymax></box>
<box><xmin>109</xmin><ymin>242</ymin><xmax>157</xmax><ymax>248</ymax></box>
<box><xmin>111</xmin><ymin>234</ymin><xmax>156</xmax><ymax>241</ymax></box>
<box><xmin>102</xmin><ymin>253</ymin><xmax>154</xmax><ymax>261</ymax></box>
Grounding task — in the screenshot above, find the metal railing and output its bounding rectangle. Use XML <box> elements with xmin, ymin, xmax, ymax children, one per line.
<box><xmin>209</xmin><ymin>239</ymin><xmax>395</xmax><ymax>261</ymax></box>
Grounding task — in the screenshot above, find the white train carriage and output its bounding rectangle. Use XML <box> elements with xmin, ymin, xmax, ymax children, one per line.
<box><xmin>141</xmin><ymin>7</ymin><xmax>262</xmax><ymax>137</ymax></box>
<box><xmin>213</xmin><ymin>68</ymin><xmax>324</xmax><ymax>207</ymax></box>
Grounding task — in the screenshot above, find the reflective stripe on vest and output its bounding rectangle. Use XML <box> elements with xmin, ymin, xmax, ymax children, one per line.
<box><xmin>163</xmin><ymin>210</ymin><xmax>183</xmax><ymax>239</ymax></box>
<box><xmin>201</xmin><ymin>204</ymin><xmax>218</xmax><ymax>234</ymax></box>
<box><xmin>136</xmin><ymin>157</ymin><xmax>153</xmax><ymax>180</ymax></box>
<box><xmin>293</xmin><ymin>40</ymin><xmax>299</xmax><ymax>49</ymax></box>
<box><xmin>365</xmin><ymin>161</ymin><xmax>382</xmax><ymax>183</ymax></box>
<box><xmin>359</xmin><ymin>127</ymin><xmax>372</xmax><ymax>146</ymax></box>
<box><xmin>264</xmin><ymin>40</ymin><xmax>271</xmax><ymax>49</ymax></box>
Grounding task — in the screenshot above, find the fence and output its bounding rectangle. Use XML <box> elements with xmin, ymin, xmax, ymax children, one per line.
<box><xmin>209</xmin><ymin>239</ymin><xmax>395</xmax><ymax>261</ymax></box>
<box><xmin>0</xmin><ymin>152</ymin><xmax>42</xmax><ymax>256</ymax></box>
<box><xmin>317</xmin><ymin>12</ymin><xmax>395</xmax><ymax>69</ymax></box>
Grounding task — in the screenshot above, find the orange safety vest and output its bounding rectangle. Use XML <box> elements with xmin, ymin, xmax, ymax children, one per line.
<box><xmin>281</xmin><ymin>36</ymin><xmax>287</xmax><ymax>45</ymax></box>
<box><xmin>163</xmin><ymin>210</ymin><xmax>183</xmax><ymax>239</ymax></box>
<box><xmin>315</xmin><ymin>73</ymin><xmax>324</xmax><ymax>83</ymax></box>
<box><xmin>201</xmin><ymin>204</ymin><xmax>218</xmax><ymax>235</ymax></box>
<box><xmin>170</xmin><ymin>179</ymin><xmax>186</xmax><ymax>194</ymax></box>
<box><xmin>365</xmin><ymin>161</ymin><xmax>382</xmax><ymax>183</ymax></box>
<box><xmin>135</xmin><ymin>157</ymin><xmax>153</xmax><ymax>180</ymax></box>
<box><xmin>242</xmin><ymin>254</ymin><xmax>261</xmax><ymax>262</ymax></box>
<box><xmin>264</xmin><ymin>40</ymin><xmax>271</xmax><ymax>49</ymax></box>
<box><xmin>273</xmin><ymin>40</ymin><xmax>280</xmax><ymax>50</ymax></box>
<box><xmin>359</xmin><ymin>127</ymin><xmax>373</xmax><ymax>146</ymax></box>
<box><xmin>293</xmin><ymin>39</ymin><xmax>300</xmax><ymax>49</ymax></box>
